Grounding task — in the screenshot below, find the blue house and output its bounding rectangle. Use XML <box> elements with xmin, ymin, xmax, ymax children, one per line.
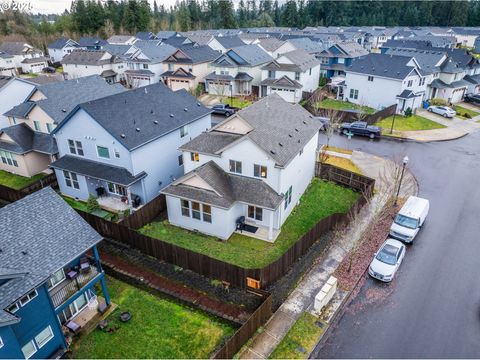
<box><xmin>0</xmin><ymin>187</ymin><xmax>110</xmax><ymax>359</ymax></box>
<box><xmin>318</xmin><ymin>42</ymin><xmax>368</xmax><ymax>79</ymax></box>
<box><xmin>50</xmin><ymin>83</ymin><xmax>212</xmax><ymax>212</ymax></box>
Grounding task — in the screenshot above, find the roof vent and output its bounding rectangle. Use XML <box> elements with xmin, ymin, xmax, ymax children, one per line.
<box><xmin>136</xmin><ymin>128</ymin><xmax>140</xmax><ymax>132</ymax></box>
<box><xmin>21</xmin><ymin>250</ymin><xmax>28</xmax><ymax>255</ymax></box>
<box><xmin>294</xmin><ymin>128</ymin><xmax>299</xmax><ymax>132</ymax></box>
<box><xmin>154</xmin><ymin>120</ymin><xmax>158</xmax><ymax>124</ymax></box>
<box><xmin>170</xmin><ymin>114</ymin><xmax>174</xmax><ymax>117</ymax></box>
<box><xmin>303</xmin><ymin>120</ymin><xmax>307</xmax><ymax>124</ymax></box>
<box><xmin>144</xmin><ymin>87</ymin><xmax>148</xmax><ymax>94</ymax></box>
<box><xmin>121</xmin><ymin>134</ymin><xmax>126</xmax><ymax>138</ymax></box>
<box><xmin>150</xmin><ymin>110</ymin><xmax>154</xmax><ymax>114</ymax></box>
<box><xmin>184</xmin><ymin>108</ymin><xmax>188</xmax><ymax>111</ymax></box>
<box><xmin>279</xmin><ymin>142</ymin><xmax>283</xmax><ymax>147</ymax></box>
<box><xmin>62</xmin><ymin>109</ymin><xmax>67</xmax><ymax>113</ymax></box>
<box><xmin>288</xmin><ymin>134</ymin><xmax>293</xmax><ymax>138</ymax></box>
<box><xmin>197</xmin><ymin>102</ymin><xmax>201</xmax><ymax>106</ymax></box>
<box><xmin>270</xmin><ymin>150</ymin><xmax>276</xmax><ymax>154</ymax></box>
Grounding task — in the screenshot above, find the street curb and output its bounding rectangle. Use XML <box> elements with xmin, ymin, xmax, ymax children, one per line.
<box><xmin>380</xmin><ymin>131</ymin><xmax>470</xmax><ymax>143</ymax></box>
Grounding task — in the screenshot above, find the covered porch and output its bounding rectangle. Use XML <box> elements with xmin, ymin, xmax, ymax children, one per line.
<box><xmin>235</xmin><ymin>204</ymin><xmax>281</xmax><ymax>243</ymax></box>
<box><xmin>396</xmin><ymin>89</ymin><xmax>423</xmax><ymax>113</ymax></box>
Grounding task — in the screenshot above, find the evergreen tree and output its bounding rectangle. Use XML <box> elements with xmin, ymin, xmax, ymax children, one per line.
<box><xmin>218</xmin><ymin>0</ymin><xmax>237</xmax><ymax>28</ymax></box>
<box><xmin>273</xmin><ymin>0</ymin><xmax>281</xmax><ymax>25</ymax></box>
<box><xmin>238</xmin><ymin>0</ymin><xmax>248</xmax><ymax>27</ymax></box>
<box><xmin>282</xmin><ymin>0</ymin><xmax>298</xmax><ymax>27</ymax></box>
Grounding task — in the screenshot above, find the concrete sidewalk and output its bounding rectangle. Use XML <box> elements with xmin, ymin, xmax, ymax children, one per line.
<box><xmin>239</xmin><ymin>151</ymin><xmax>417</xmax><ymax>359</ymax></box>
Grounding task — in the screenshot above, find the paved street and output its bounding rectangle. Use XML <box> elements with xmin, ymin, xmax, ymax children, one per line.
<box><xmin>312</xmin><ymin>132</ymin><xmax>480</xmax><ymax>358</ymax></box>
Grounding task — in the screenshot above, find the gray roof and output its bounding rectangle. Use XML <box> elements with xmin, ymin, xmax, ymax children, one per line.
<box><xmin>323</xmin><ymin>42</ymin><xmax>368</xmax><ymax>58</ymax></box>
<box><xmin>3</xmin><ymin>101</ymin><xmax>35</xmax><ymax>118</ymax></box>
<box><xmin>107</xmin><ymin>35</ymin><xmax>135</xmax><ymax>44</ymax></box>
<box><xmin>214</xmin><ymin>36</ymin><xmax>245</xmax><ymax>50</ymax></box>
<box><xmin>61</xmin><ymin>49</ymin><xmax>115</xmax><ymax>65</ymax></box>
<box><xmin>132</xmin><ymin>41</ymin><xmax>177</xmax><ymax>63</ymax></box>
<box><xmin>397</xmin><ymin>89</ymin><xmax>420</xmax><ymax>99</ymax></box>
<box><xmin>26</xmin><ymin>75</ymin><xmax>64</xmax><ymax>85</ymax></box>
<box><xmin>162</xmin><ymin>161</ymin><xmax>283</xmax><ymax>210</ymax></box>
<box><xmin>50</xmin><ymin>155</ymin><xmax>146</xmax><ymax>186</ymax></box>
<box><xmin>61</xmin><ymin>83</ymin><xmax>211</xmax><ymax>151</ymax></box>
<box><xmin>430</xmin><ymin>78</ymin><xmax>470</xmax><ymax>89</ymax></box>
<box><xmin>0</xmin><ymin>187</ymin><xmax>102</xmax><ymax>324</ymax></box>
<box><xmin>166</xmin><ymin>45</ymin><xmax>219</xmax><ymax>64</ymax></box>
<box><xmin>103</xmin><ymin>44</ymin><xmax>132</xmax><ymax>58</ymax></box>
<box><xmin>287</xmin><ymin>38</ymin><xmax>324</xmax><ymax>54</ymax></box>
<box><xmin>257</xmin><ymin>37</ymin><xmax>285</xmax><ymax>52</ymax></box>
<box><xmin>47</xmin><ymin>38</ymin><xmax>78</xmax><ymax>50</ymax></box>
<box><xmin>179</xmin><ymin>131</ymin><xmax>241</xmax><ymax>154</ymax></box>
<box><xmin>0</xmin><ymin>123</ymin><xmax>57</xmax><ymax>155</ymax></box>
<box><xmin>21</xmin><ymin>57</ymin><xmax>48</xmax><ymax>64</ymax></box>
<box><xmin>183</xmin><ymin>93</ymin><xmax>320</xmax><ymax>168</ymax></box>
<box><xmin>156</xmin><ymin>31</ymin><xmax>177</xmax><ymax>40</ymax></box>
<box><xmin>205</xmin><ymin>72</ymin><xmax>234</xmax><ymax>81</ymax></box>
<box><xmin>348</xmin><ymin>53</ymin><xmax>418</xmax><ymax>80</ymax></box>
<box><xmin>279</xmin><ymin>49</ymin><xmax>320</xmax><ymax>71</ymax></box>
<box><xmin>439</xmin><ymin>57</ymin><xmax>464</xmax><ymax>73</ymax></box>
<box><xmin>0</xmin><ymin>75</ymin><xmax>12</xmax><ymax>89</ymax></box>
<box><xmin>221</xmin><ymin>44</ymin><xmax>273</xmax><ymax>67</ymax></box>
<box><xmin>386</xmin><ymin>48</ymin><xmax>446</xmax><ymax>75</ymax></box>
<box><xmin>29</xmin><ymin>75</ymin><xmax>125</xmax><ymax>124</ymax></box>
<box><xmin>78</xmin><ymin>37</ymin><xmax>108</xmax><ymax>48</ymax></box>
<box><xmin>261</xmin><ymin>75</ymin><xmax>302</xmax><ymax>89</ymax></box>
<box><xmin>136</xmin><ymin>31</ymin><xmax>157</xmax><ymax>41</ymax></box>
<box><xmin>0</xmin><ymin>42</ymin><xmax>40</xmax><ymax>55</ymax></box>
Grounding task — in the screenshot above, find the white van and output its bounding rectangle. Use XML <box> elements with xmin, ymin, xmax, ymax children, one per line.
<box><xmin>390</xmin><ymin>196</ymin><xmax>429</xmax><ymax>244</ymax></box>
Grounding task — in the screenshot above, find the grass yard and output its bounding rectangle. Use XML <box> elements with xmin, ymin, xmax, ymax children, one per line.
<box><xmin>453</xmin><ymin>105</ymin><xmax>480</xmax><ymax>120</ymax></box>
<box><xmin>269</xmin><ymin>312</ymin><xmax>325</xmax><ymax>359</ymax></box>
<box><xmin>223</xmin><ymin>97</ymin><xmax>252</xmax><ymax>109</ymax></box>
<box><xmin>324</xmin><ymin>146</ymin><xmax>353</xmax><ymax>155</ymax></box>
<box><xmin>139</xmin><ymin>179</ymin><xmax>359</xmax><ymax>269</ymax></box>
<box><xmin>323</xmin><ymin>156</ymin><xmax>362</xmax><ymax>174</ymax></box>
<box><xmin>317</xmin><ymin>98</ymin><xmax>376</xmax><ymax>115</ymax></box>
<box><xmin>375</xmin><ymin>114</ymin><xmax>446</xmax><ymax>132</ymax></box>
<box><xmin>0</xmin><ymin>170</ymin><xmax>46</xmax><ymax>190</ymax></box>
<box><xmin>71</xmin><ymin>276</ymin><xmax>235</xmax><ymax>359</ymax></box>
<box><xmin>61</xmin><ymin>196</ymin><xmax>116</xmax><ymax>221</ymax></box>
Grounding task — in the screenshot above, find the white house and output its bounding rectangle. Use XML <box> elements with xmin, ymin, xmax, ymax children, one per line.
<box><xmin>20</xmin><ymin>57</ymin><xmax>49</xmax><ymax>74</ymax></box>
<box><xmin>107</xmin><ymin>35</ymin><xmax>137</xmax><ymax>45</ymax></box>
<box><xmin>205</xmin><ymin>44</ymin><xmax>273</xmax><ymax>97</ymax></box>
<box><xmin>342</xmin><ymin>53</ymin><xmax>427</xmax><ymax>113</ymax></box>
<box><xmin>50</xmin><ymin>83</ymin><xmax>212</xmax><ymax>212</ymax></box>
<box><xmin>47</xmin><ymin>38</ymin><xmax>80</xmax><ymax>63</ymax></box>
<box><xmin>260</xmin><ymin>49</ymin><xmax>320</xmax><ymax>103</ymax></box>
<box><xmin>0</xmin><ymin>42</ymin><xmax>44</xmax><ymax>69</ymax></box>
<box><xmin>207</xmin><ymin>36</ymin><xmax>245</xmax><ymax>53</ymax></box>
<box><xmin>0</xmin><ymin>52</ymin><xmax>15</xmax><ymax>76</ymax></box>
<box><xmin>0</xmin><ymin>77</ymin><xmax>39</xmax><ymax>128</ymax></box>
<box><xmin>162</xmin><ymin>94</ymin><xmax>321</xmax><ymax>241</ymax></box>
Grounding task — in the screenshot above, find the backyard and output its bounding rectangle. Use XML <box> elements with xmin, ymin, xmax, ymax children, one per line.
<box><xmin>316</xmin><ymin>98</ymin><xmax>376</xmax><ymax>115</ymax></box>
<box><xmin>71</xmin><ymin>276</ymin><xmax>235</xmax><ymax>359</ymax></box>
<box><xmin>139</xmin><ymin>179</ymin><xmax>359</xmax><ymax>269</ymax></box>
<box><xmin>375</xmin><ymin>114</ymin><xmax>446</xmax><ymax>133</ymax></box>
<box><xmin>0</xmin><ymin>170</ymin><xmax>46</xmax><ymax>190</ymax></box>
<box><xmin>222</xmin><ymin>97</ymin><xmax>252</xmax><ymax>109</ymax></box>
<box><xmin>62</xmin><ymin>195</ymin><xmax>116</xmax><ymax>221</ymax></box>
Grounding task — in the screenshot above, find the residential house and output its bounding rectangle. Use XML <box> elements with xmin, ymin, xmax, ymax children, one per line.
<box><xmin>364</xmin><ymin>28</ymin><xmax>397</xmax><ymax>51</ymax></box>
<box><xmin>254</xmin><ymin>37</ymin><xmax>286</xmax><ymax>57</ymax></box>
<box><xmin>207</xmin><ymin>36</ymin><xmax>245</xmax><ymax>53</ymax></box>
<box><xmin>273</xmin><ymin>38</ymin><xmax>324</xmax><ymax>58</ymax></box>
<box><xmin>20</xmin><ymin>57</ymin><xmax>49</xmax><ymax>75</ymax></box>
<box><xmin>318</xmin><ymin>42</ymin><xmax>369</xmax><ymax>78</ymax></box>
<box><xmin>161</xmin><ymin>45</ymin><xmax>219</xmax><ymax>92</ymax></box>
<box><xmin>47</xmin><ymin>38</ymin><xmax>80</xmax><ymax>63</ymax></box>
<box><xmin>162</xmin><ymin>94</ymin><xmax>320</xmax><ymax>241</ymax></box>
<box><xmin>106</xmin><ymin>35</ymin><xmax>136</xmax><ymax>45</ymax></box>
<box><xmin>0</xmin><ymin>187</ymin><xmax>110</xmax><ymax>359</ymax></box>
<box><xmin>0</xmin><ymin>76</ymin><xmax>124</xmax><ymax>177</ymax></box>
<box><xmin>0</xmin><ymin>42</ymin><xmax>44</xmax><ymax>70</ymax></box>
<box><xmin>0</xmin><ymin>52</ymin><xmax>15</xmax><ymax>76</ymax></box>
<box><xmin>450</xmin><ymin>28</ymin><xmax>480</xmax><ymax>48</ymax></box>
<box><xmin>77</xmin><ymin>37</ymin><xmax>108</xmax><ymax>50</ymax></box>
<box><xmin>50</xmin><ymin>83</ymin><xmax>212</xmax><ymax>211</ymax></box>
<box><xmin>61</xmin><ymin>50</ymin><xmax>126</xmax><ymax>83</ymax></box>
<box><xmin>163</xmin><ymin>36</ymin><xmax>195</xmax><ymax>48</ymax></box>
<box><xmin>342</xmin><ymin>53</ymin><xmax>427</xmax><ymax>113</ymax></box>
<box><xmin>125</xmin><ymin>41</ymin><xmax>176</xmax><ymax>88</ymax></box>
<box><xmin>205</xmin><ymin>44</ymin><xmax>273</xmax><ymax>97</ymax></box>
<box><xmin>135</xmin><ymin>32</ymin><xmax>158</xmax><ymax>41</ymax></box>
<box><xmin>156</xmin><ymin>31</ymin><xmax>178</xmax><ymax>41</ymax></box>
<box><xmin>260</xmin><ymin>49</ymin><xmax>320</xmax><ymax>103</ymax></box>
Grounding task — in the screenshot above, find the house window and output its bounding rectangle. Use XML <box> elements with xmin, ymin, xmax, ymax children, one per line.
<box><xmin>268</xmin><ymin>70</ymin><xmax>275</xmax><ymax>78</ymax></box>
<box><xmin>114</xmin><ymin>149</ymin><xmax>120</xmax><ymax>158</ymax></box>
<box><xmin>349</xmin><ymin>89</ymin><xmax>359</xmax><ymax>100</ymax></box>
<box><xmin>253</xmin><ymin>164</ymin><xmax>267</xmax><ymax>178</ymax></box>
<box><xmin>143</xmin><ymin>64</ymin><xmax>148</xmax><ymax>69</ymax></box>
<box><xmin>191</xmin><ymin>201</ymin><xmax>201</xmax><ymax>220</ymax></box>
<box><xmin>97</xmin><ymin>145</ymin><xmax>110</xmax><ymax>159</ymax></box>
<box><xmin>321</xmin><ymin>57</ymin><xmax>329</xmax><ymax>64</ymax></box>
<box><xmin>309</xmin><ymin>68</ymin><xmax>312</xmax><ymax>75</ymax></box>
<box><xmin>181</xmin><ymin>199</ymin><xmax>190</xmax><ymax>217</ymax></box>
<box><xmin>368</xmin><ymin>76</ymin><xmax>374</xmax><ymax>82</ymax></box>
<box><xmin>284</xmin><ymin>186</ymin><xmax>293</xmax><ymax>209</ymax></box>
<box><xmin>63</xmin><ymin>170</ymin><xmax>80</xmax><ymax>189</ymax></box>
<box><xmin>229</xmin><ymin>160</ymin><xmax>242</xmax><ymax>174</ymax></box>
<box><xmin>190</xmin><ymin>152</ymin><xmax>199</xmax><ymax>162</ymax></box>
<box><xmin>202</xmin><ymin>204</ymin><xmax>212</xmax><ymax>223</ymax></box>
<box><xmin>34</xmin><ymin>326</ymin><xmax>54</xmax><ymax>349</ymax></box>
<box><xmin>11</xmin><ymin>117</ymin><xmax>16</xmax><ymax>124</ymax></box>
<box><xmin>168</xmin><ymin>63</ymin><xmax>174</xmax><ymax>71</ymax></box>
<box><xmin>295</xmin><ymin>72</ymin><xmax>300</xmax><ymax>81</ymax></box>
<box><xmin>108</xmin><ymin>182</ymin><xmax>127</xmax><ymax>196</ymax></box>
<box><xmin>48</xmin><ymin>268</ymin><xmax>65</xmax><ymax>289</ymax></box>
<box><xmin>46</xmin><ymin>123</ymin><xmax>54</xmax><ymax>133</ymax></box>
<box><xmin>68</xmin><ymin>140</ymin><xmax>84</xmax><ymax>156</ymax></box>
<box><xmin>57</xmin><ymin>294</ymin><xmax>88</xmax><ymax>325</ymax></box>
<box><xmin>338</xmin><ymin>58</ymin><xmax>345</xmax><ymax>64</ymax></box>
<box><xmin>180</xmin><ymin>125</ymin><xmax>189</xmax><ymax>138</ymax></box>
<box><xmin>33</xmin><ymin>120</ymin><xmax>41</xmax><ymax>131</ymax></box>
<box><xmin>178</xmin><ymin>154</ymin><xmax>183</xmax><ymax>166</ymax></box>
<box><xmin>0</xmin><ymin>336</ymin><xmax>3</xmax><ymax>349</ymax></box>
<box><xmin>21</xmin><ymin>340</ymin><xmax>37</xmax><ymax>359</ymax></box>
<box><xmin>188</xmin><ymin>67</ymin><xmax>193</xmax><ymax>72</ymax></box>
<box><xmin>407</xmin><ymin>80</ymin><xmax>413</xmax><ymax>87</ymax></box>
<box><xmin>7</xmin><ymin>303</ymin><xmax>19</xmax><ymax>313</ymax></box>
<box><xmin>19</xmin><ymin>290</ymin><xmax>38</xmax><ymax>306</ymax></box>
<box><xmin>248</xmin><ymin>205</ymin><xmax>263</xmax><ymax>221</ymax></box>
<box><xmin>0</xmin><ymin>151</ymin><xmax>18</xmax><ymax>167</ymax></box>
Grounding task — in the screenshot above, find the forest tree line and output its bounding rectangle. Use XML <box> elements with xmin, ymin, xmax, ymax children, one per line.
<box><xmin>2</xmin><ymin>0</ymin><xmax>480</xmax><ymax>49</ymax></box>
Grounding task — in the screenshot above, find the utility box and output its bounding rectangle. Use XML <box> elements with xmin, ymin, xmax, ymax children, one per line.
<box><xmin>314</xmin><ymin>276</ymin><xmax>338</xmax><ymax>313</ymax></box>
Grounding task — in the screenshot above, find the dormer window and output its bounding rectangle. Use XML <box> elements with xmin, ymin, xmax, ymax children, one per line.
<box><xmin>268</xmin><ymin>70</ymin><xmax>276</xmax><ymax>78</ymax></box>
<box><xmin>295</xmin><ymin>72</ymin><xmax>300</xmax><ymax>81</ymax></box>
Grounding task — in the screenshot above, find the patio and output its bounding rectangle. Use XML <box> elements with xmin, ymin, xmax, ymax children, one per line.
<box><xmin>235</xmin><ymin>219</ymin><xmax>281</xmax><ymax>243</ymax></box>
<box><xmin>97</xmin><ymin>196</ymin><xmax>130</xmax><ymax>212</ymax></box>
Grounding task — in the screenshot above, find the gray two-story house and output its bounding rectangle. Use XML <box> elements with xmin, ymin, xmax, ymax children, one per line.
<box><xmin>50</xmin><ymin>83</ymin><xmax>212</xmax><ymax>212</ymax></box>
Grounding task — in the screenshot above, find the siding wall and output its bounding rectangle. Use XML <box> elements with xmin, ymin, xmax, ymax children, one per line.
<box><xmin>0</xmin><ymin>79</ymin><xmax>36</xmax><ymax>128</ymax></box>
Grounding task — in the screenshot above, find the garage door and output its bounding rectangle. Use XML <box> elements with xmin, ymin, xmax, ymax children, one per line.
<box><xmin>272</xmin><ymin>87</ymin><xmax>296</xmax><ymax>103</ymax></box>
<box><xmin>170</xmin><ymin>79</ymin><xmax>190</xmax><ymax>92</ymax></box>
<box><xmin>451</xmin><ymin>87</ymin><xmax>466</xmax><ymax>103</ymax></box>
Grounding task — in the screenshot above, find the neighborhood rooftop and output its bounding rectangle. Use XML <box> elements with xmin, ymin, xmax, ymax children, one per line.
<box><xmin>348</xmin><ymin>53</ymin><xmax>419</xmax><ymax>79</ymax></box>
<box><xmin>0</xmin><ymin>123</ymin><xmax>57</xmax><ymax>155</ymax></box>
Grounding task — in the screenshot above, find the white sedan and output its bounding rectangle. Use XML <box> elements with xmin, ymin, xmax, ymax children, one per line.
<box><xmin>427</xmin><ymin>105</ymin><xmax>456</xmax><ymax>118</ymax></box>
<box><xmin>368</xmin><ymin>239</ymin><xmax>406</xmax><ymax>282</ymax></box>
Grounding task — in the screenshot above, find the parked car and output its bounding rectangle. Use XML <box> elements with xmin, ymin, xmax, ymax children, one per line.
<box><xmin>368</xmin><ymin>238</ymin><xmax>406</xmax><ymax>282</ymax></box>
<box><xmin>313</xmin><ymin>116</ymin><xmax>330</xmax><ymax>131</ymax></box>
<box><xmin>211</xmin><ymin>104</ymin><xmax>239</xmax><ymax>116</ymax></box>
<box><xmin>463</xmin><ymin>93</ymin><xmax>480</xmax><ymax>105</ymax></box>
<box><xmin>390</xmin><ymin>196</ymin><xmax>429</xmax><ymax>244</ymax></box>
<box><xmin>427</xmin><ymin>105</ymin><xmax>456</xmax><ymax>118</ymax></box>
<box><xmin>340</xmin><ymin>121</ymin><xmax>381</xmax><ymax>139</ymax></box>
<box><xmin>42</xmin><ymin>66</ymin><xmax>56</xmax><ymax>73</ymax></box>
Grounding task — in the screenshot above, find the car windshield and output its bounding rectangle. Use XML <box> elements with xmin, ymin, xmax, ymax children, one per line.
<box><xmin>394</xmin><ymin>214</ymin><xmax>419</xmax><ymax>229</ymax></box>
<box><xmin>376</xmin><ymin>244</ymin><xmax>398</xmax><ymax>265</ymax></box>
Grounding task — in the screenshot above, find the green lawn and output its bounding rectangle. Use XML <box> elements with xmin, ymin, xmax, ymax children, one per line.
<box><xmin>0</xmin><ymin>170</ymin><xmax>46</xmax><ymax>190</ymax></box>
<box><xmin>317</xmin><ymin>99</ymin><xmax>376</xmax><ymax>114</ymax></box>
<box><xmin>323</xmin><ymin>156</ymin><xmax>362</xmax><ymax>175</ymax></box>
<box><xmin>61</xmin><ymin>196</ymin><xmax>116</xmax><ymax>221</ymax></box>
<box><xmin>139</xmin><ymin>179</ymin><xmax>359</xmax><ymax>269</ymax></box>
<box><xmin>223</xmin><ymin>97</ymin><xmax>252</xmax><ymax>109</ymax></box>
<box><xmin>71</xmin><ymin>276</ymin><xmax>235</xmax><ymax>359</ymax></box>
<box><xmin>375</xmin><ymin>115</ymin><xmax>446</xmax><ymax>132</ymax></box>
<box><xmin>453</xmin><ymin>105</ymin><xmax>480</xmax><ymax>120</ymax></box>
<box><xmin>270</xmin><ymin>312</ymin><xmax>325</xmax><ymax>359</ymax></box>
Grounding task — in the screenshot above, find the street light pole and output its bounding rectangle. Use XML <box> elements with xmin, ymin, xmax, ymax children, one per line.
<box><xmin>395</xmin><ymin>156</ymin><xmax>409</xmax><ymax>205</ymax></box>
<box><xmin>390</xmin><ymin>112</ymin><xmax>396</xmax><ymax>134</ymax></box>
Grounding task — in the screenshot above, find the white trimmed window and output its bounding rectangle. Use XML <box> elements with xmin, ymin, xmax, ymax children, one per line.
<box><xmin>181</xmin><ymin>199</ymin><xmax>190</xmax><ymax>217</ymax></box>
<box><xmin>21</xmin><ymin>340</ymin><xmax>36</xmax><ymax>359</ymax></box>
<box><xmin>33</xmin><ymin>120</ymin><xmax>41</xmax><ymax>131</ymax></box>
<box><xmin>191</xmin><ymin>201</ymin><xmax>201</xmax><ymax>220</ymax></box>
<box><xmin>48</xmin><ymin>268</ymin><xmax>66</xmax><ymax>290</ymax></box>
<box><xmin>7</xmin><ymin>303</ymin><xmax>19</xmax><ymax>314</ymax></box>
<box><xmin>202</xmin><ymin>204</ymin><xmax>212</xmax><ymax>223</ymax></box>
<box><xmin>180</xmin><ymin>125</ymin><xmax>189</xmax><ymax>138</ymax></box>
<box><xmin>253</xmin><ymin>164</ymin><xmax>267</xmax><ymax>178</ymax></box>
<box><xmin>349</xmin><ymin>88</ymin><xmax>359</xmax><ymax>100</ymax></box>
<box><xmin>97</xmin><ymin>145</ymin><xmax>110</xmax><ymax>159</ymax></box>
<box><xmin>229</xmin><ymin>160</ymin><xmax>242</xmax><ymax>174</ymax></box>
<box><xmin>284</xmin><ymin>186</ymin><xmax>293</xmax><ymax>209</ymax></box>
<box><xmin>46</xmin><ymin>123</ymin><xmax>55</xmax><ymax>133</ymax></box>
<box><xmin>68</xmin><ymin>139</ymin><xmax>84</xmax><ymax>156</ymax></box>
<box><xmin>63</xmin><ymin>170</ymin><xmax>80</xmax><ymax>189</ymax></box>
<box><xmin>108</xmin><ymin>182</ymin><xmax>127</xmax><ymax>196</ymax></box>
<box><xmin>190</xmin><ymin>152</ymin><xmax>199</xmax><ymax>162</ymax></box>
<box><xmin>178</xmin><ymin>154</ymin><xmax>183</xmax><ymax>166</ymax></box>
<box><xmin>34</xmin><ymin>326</ymin><xmax>54</xmax><ymax>349</ymax></box>
<box><xmin>0</xmin><ymin>150</ymin><xmax>18</xmax><ymax>167</ymax></box>
<box><xmin>248</xmin><ymin>206</ymin><xmax>263</xmax><ymax>221</ymax></box>
<box><xmin>19</xmin><ymin>290</ymin><xmax>38</xmax><ymax>306</ymax></box>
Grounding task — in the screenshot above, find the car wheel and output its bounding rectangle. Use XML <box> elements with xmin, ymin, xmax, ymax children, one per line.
<box><xmin>369</xmin><ymin>133</ymin><xmax>375</xmax><ymax>139</ymax></box>
<box><xmin>224</xmin><ymin>111</ymin><xmax>229</xmax><ymax>116</ymax></box>
<box><xmin>443</xmin><ymin>113</ymin><xmax>448</xmax><ymax>117</ymax></box>
<box><xmin>342</xmin><ymin>129</ymin><xmax>349</xmax><ymax>135</ymax></box>
<box><xmin>428</xmin><ymin>108</ymin><xmax>433</xmax><ymax>112</ymax></box>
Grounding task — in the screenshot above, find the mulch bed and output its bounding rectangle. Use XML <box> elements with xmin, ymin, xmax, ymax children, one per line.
<box><xmin>99</xmin><ymin>249</ymin><xmax>252</xmax><ymax>323</ymax></box>
<box><xmin>334</xmin><ymin>203</ymin><xmax>400</xmax><ymax>291</ymax></box>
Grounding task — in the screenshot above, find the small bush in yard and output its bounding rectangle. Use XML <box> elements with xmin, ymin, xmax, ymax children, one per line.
<box><xmin>404</xmin><ymin>107</ymin><xmax>413</xmax><ymax>117</ymax></box>
<box><xmin>86</xmin><ymin>195</ymin><xmax>100</xmax><ymax>212</ymax></box>
<box><xmin>430</xmin><ymin>98</ymin><xmax>448</xmax><ymax>106</ymax></box>
<box><xmin>464</xmin><ymin>113</ymin><xmax>472</xmax><ymax>119</ymax></box>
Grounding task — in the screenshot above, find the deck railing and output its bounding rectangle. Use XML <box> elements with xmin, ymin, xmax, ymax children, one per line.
<box><xmin>49</xmin><ymin>267</ymin><xmax>99</xmax><ymax>308</ymax></box>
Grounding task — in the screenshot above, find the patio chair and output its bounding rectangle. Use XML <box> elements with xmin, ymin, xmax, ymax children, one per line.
<box><xmin>79</xmin><ymin>257</ymin><xmax>91</xmax><ymax>274</ymax></box>
<box><xmin>65</xmin><ymin>320</ymin><xmax>81</xmax><ymax>335</ymax></box>
<box><xmin>97</xmin><ymin>301</ymin><xmax>109</xmax><ymax>315</ymax></box>
<box><xmin>66</xmin><ymin>268</ymin><xmax>78</xmax><ymax>280</ymax></box>
<box><xmin>236</xmin><ymin>216</ymin><xmax>245</xmax><ymax>232</ymax></box>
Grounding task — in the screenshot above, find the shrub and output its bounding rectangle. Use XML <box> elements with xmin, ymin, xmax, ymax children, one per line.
<box><xmin>464</xmin><ymin>112</ymin><xmax>472</xmax><ymax>119</ymax></box>
<box><xmin>123</xmin><ymin>208</ymin><xmax>131</xmax><ymax>217</ymax></box>
<box><xmin>404</xmin><ymin>107</ymin><xmax>413</xmax><ymax>117</ymax></box>
<box><xmin>319</xmin><ymin>76</ymin><xmax>328</xmax><ymax>87</ymax></box>
<box><xmin>430</xmin><ymin>98</ymin><xmax>448</xmax><ymax>106</ymax></box>
<box><xmin>86</xmin><ymin>195</ymin><xmax>100</xmax><ymax>212</ymax></box>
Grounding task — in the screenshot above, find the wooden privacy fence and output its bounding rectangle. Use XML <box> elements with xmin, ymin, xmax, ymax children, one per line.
<box><xmin>315</xmin><ymin>162</ymin><xmax>375</xmax><ymax>197</ymax></box>
<box><xmin>0</xmin><ymin>173</ymin><xmax>58</xmax><ymax>202</ymax></box>
<box><xmin>213</xmin><ymin>289</ymin><xmax>272</xmax><ymax>359</ymax></box>
<box><xmin>120</xmin><ymin>194</ymin><xmax>166</xmax><ymax>229</ymax></box>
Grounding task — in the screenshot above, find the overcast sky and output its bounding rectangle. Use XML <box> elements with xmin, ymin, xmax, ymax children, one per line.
<box><xmin>29</xmin><ymin>0</ymin><xmax>179</xmax><ymax>14</ymax></box>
